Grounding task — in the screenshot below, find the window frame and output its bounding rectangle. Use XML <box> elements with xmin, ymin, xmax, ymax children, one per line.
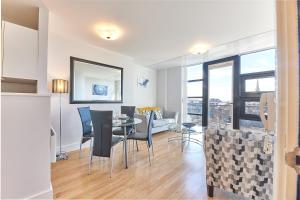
<box><xmin>202</xmin><ymin>55</ymin><xmax>240</xmax><ymax>129</ymax></box>
<box><xmin>239</xmin><ymin>61</ymin><xmax>275</xmax><ymax>122</ymax></box>
<box><xmin>202</xmin><ymin>48</ymin><xmax>276</xmax><ymax>129</ymax></box>
<box><xmin>186</xmin><ymin>65</ymin><xmax>203</xmax><ymax>117</ymax></box>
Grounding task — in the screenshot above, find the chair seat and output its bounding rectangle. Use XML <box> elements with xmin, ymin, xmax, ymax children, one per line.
<box><xmin>113</xmin><ymin>127</ymin><xmax>133</xmax><ymax>136</ymax></box>
<box><xmin>112</xmin><ymin>135</ymin><xmax>122</xmax><ymax>146</ymax></box>
<box><xmin>83</xmin><ymin>132</ymin><xmax>94</xmax><ymax>138</ymax></box>
<box><xmin>127</xmin><ymin>131</ymin><xmax>147</xmax><ymax>141</ymax></box>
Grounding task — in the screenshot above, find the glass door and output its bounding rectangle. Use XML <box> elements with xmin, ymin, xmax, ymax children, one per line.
<box><xmin>208</xmin><ymin>61</ymin><xmax>234</xmax><ymax>128</ymax></box>
<box><xmin>202</xmin><ymin>56</ymin><xmax>239</xmax><ymax>128</ymax></box>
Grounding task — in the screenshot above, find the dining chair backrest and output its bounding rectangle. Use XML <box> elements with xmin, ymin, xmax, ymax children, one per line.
<box><xmin>147</xmin><ymin>111</ymin><xmax>154</xmax><ymax>147</ymax></box>
<box><xmin>78</xmin><ymin>107</ymin><xmax>92</xmax><ymax>136</ymax></box>
<box><xmin>121</xmin><ymin>106</ymin><xmax>136</xmax><ymax>118</ymax></box>
<box><xmin>90</xmin><ymin>110</ymin><xmax>113</xmax><ymax>158</ymax></box>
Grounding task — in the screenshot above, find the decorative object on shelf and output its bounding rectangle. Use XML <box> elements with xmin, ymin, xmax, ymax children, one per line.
<box><xmin>52</xmin><ymin>79</ymin><xmax>69</xmax><ymax>161</ymax></box>
<box><xmin>137</xmin><ymin>76</ymin><xmax>149</xmax><ymax>88</ymax></box>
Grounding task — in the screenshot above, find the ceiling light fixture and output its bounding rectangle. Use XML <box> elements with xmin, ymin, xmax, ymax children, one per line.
<box><xmin>190</xmin><ymin>43</ymin><xmax>210</xmax><ymax>55</ymax></box>
<box><xmin>96</xmin><ymin>24</ymin><xmax>122</xmax><ymax>41</ymax></box>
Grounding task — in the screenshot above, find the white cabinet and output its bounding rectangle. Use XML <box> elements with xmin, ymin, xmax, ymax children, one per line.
<box><xmin>2</xmin><ymin>21</ymin><xmax>38</xmax><ymax>80</ymax></box>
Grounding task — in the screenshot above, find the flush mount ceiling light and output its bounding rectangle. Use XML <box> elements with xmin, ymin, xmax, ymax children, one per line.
<box><xmin>190</xmin><ymin>43</ymin><xmax>210</xmax><ymax>55</ymax></box>
<box><xmin>96</xmin><ymin>24</ymin><xmax>122</xmax><ymax>41</ymax></box>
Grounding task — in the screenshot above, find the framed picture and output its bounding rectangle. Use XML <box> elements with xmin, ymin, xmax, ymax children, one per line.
<box><xmin>92</xmin><ymin>84</ymin><xmax>108</xmax><ymax>96</ymax></box>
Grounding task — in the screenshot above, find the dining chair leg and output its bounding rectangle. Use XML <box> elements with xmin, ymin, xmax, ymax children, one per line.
<box><xmin>90</xmin><ymin>138</ymin><xmax>93</xmax><ymax>161</ymax></box>
<box><xmin>79</xmin><ymin>138</ymin><xmax>83</xmax><ymax>158</ymax></box>
<box><xmin>88</xmin><ymin>152</ymin><xmax>93</xmax><ymax>175</ymax></box>
<box><xmin>110</xmin><ymin>147</ymin><xmax>114</xmax><ymax>178</ymax></box>
<box><xmin>151</xmin><ymin>144</ymin><xmax>154</xmax><ymax>158</ymax></box>
<box><xmin>146</xmin><ymin>141</ymin><xmax>151</xmax><ymax>166</ymax></box>
<box><xmin>136</xmin><ymin>140</ymin><xmax>139</xmax><ymax>151</ymax></box>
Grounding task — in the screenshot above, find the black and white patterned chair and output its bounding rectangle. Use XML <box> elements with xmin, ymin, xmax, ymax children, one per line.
<box><xmin>204</xmin><ymin>127</ymin><xmax>274</xmax><ymax>200</ymax></box>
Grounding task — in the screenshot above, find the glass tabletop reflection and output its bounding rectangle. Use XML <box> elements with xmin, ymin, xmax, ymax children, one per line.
<box><xmin>112</xmin><ymin>118</ymin><xmax>142</xmax><ymax>127</ymax></box>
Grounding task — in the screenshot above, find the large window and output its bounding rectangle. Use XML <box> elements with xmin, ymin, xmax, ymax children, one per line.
<box><xmin>201</xmin><ymin>49</ymin><xmax>276</xmax><ymax>130</ymax></box>
<box><xmin>186</xmin><ymin>65</ymin><xmax>203</xmax><ymax>124</ymax></box>
<box><xmin>238</xmin><ymin>49</ymin><xmax>276</xmax><ymax>130</ymax></box>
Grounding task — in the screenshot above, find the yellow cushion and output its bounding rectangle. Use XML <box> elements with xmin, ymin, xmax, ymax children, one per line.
<box><xmin>137</xmin><ymin>107</ymin><xmax>161</xmax><ymax>114</ymax></box>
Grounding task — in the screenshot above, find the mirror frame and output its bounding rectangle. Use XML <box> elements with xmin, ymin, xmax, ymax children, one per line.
<box><xmin>70</xmin><ymin>56</ymin><xmax>123</xmax><ymax>104</ymax></box>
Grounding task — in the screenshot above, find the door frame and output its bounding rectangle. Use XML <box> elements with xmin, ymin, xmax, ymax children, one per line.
<box><xmin>275</xmin><ymin>0</ymin><xmax>299</xmax><ymax>199</ymax></box>
<box><xmin>202</xmin><ymin>56</ymin><xmax>240</xmax><ymax>129</ymax></box>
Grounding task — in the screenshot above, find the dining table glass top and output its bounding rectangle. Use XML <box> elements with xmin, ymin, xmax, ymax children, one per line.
<box><xmin>112</xmin><ymin>117</ymin><xmax>142</xmax><ymax>127</ymax></box>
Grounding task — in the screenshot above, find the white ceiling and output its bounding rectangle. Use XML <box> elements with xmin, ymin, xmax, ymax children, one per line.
<box><xmin>42</xmin><ymin>0</ymin><xmax>275</xmax><ymax>68</ymax></box>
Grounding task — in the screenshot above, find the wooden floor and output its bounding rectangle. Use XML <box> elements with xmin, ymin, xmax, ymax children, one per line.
<box><xmin>52</xmin><ymin>131</ymin><xmax>243</xmax><ymax>200</ymax></box>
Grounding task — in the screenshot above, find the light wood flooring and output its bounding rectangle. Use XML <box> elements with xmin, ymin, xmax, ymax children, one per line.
<box><xmin>51</xmin><ymin>131</ymin><xmax>244</xmax><ymax>199</ymax></box>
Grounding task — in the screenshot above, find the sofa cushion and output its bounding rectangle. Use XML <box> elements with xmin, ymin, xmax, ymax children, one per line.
<box><xmin>154</xmin><ymin>110</ymin><xmax>163</xmax><ymax>120</ymax></box>
<box><xmin>152</xmin><ymin>119</ymin><xmax>169</xmax><ymax>128</ymax></box>
<box><xmin>164</xmin><ymin>118</ymin><xmax>175</xmax><ymax>124</ymax></box>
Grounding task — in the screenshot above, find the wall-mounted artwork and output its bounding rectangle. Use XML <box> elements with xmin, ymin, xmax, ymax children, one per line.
<box><xmin>137</xmin><ymin>76</ymin><xmax>149</xmax><ymax>88</ymax></box>
<box><xmin>92</xmin><ymin>84</ymin><xmax>108</xmax><ymax>96</ymax></box>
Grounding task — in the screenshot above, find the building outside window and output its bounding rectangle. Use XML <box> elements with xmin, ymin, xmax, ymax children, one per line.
<box><xmin>184</xmin><ymin>49</ymin><xmax>276</xmax><ymax>130</ymax></box>
<box><xmin>239</xmin><ymin>48</ymin><xmax>276</xmax><ymax>130</ymax></box>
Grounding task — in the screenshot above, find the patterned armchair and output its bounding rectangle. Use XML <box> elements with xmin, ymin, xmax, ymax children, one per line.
<box><xmin>204</xmin><ymin>127</ymin><xmax>274</xmax><ymax>200</ymax></box>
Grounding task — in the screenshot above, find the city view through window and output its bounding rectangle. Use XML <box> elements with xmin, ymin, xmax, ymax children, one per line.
<box><xmin>185</xmin><ymin>49</ymin><xmax>276</xmax><ymax>130</ymax></box>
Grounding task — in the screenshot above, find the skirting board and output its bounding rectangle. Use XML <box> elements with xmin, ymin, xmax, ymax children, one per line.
<box><xmin>56</xmin><ymin>140</ymin><xmax>91</xmax><ymax>153</ymax></box>
<box><xmin>25</xmin><ymin>185</ymin><xmax>53</xmax><ymax>200</ymax></box>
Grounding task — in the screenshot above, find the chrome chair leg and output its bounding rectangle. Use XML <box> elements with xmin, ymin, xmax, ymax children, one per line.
<box><xmin>110</xmin><ymin>147</ymin><xmax>114</xmax><ymax>178</ymax></box>
<box><xmin>151</xmin><ymin>144</ymin><xmax>154</xmax><ymax>157</ymax></box>
<box><xmin>79</xmin><ymin>138</ymin><xmax>83</xmax><ymax>158</ymax></box>
<box><xmin>89</xmin><ymin>138</ymin><xmax>93</xmax><ymax>160</ymax></box>
<box><xmin>147</xmin><ymin>142</ymin><xmax>151</xmax><ymax>166</ymax></box>
<box><xmin>136</xmin><ymin>140</ymin><xmax>139</xmax><ymax>151</ymax></box>
<box><xmin>88</xmin><ymin>152</ymin><xmax>93</xmax><ymax>175</ymax></box>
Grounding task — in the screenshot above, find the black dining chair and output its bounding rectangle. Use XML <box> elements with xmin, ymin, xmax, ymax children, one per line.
<box><xmin>77</xmin><ymin>107</ymin><xmax>94</xmax><ymax>158</ymax></box>
<box><xmin>90</xmin><ymin>110</ymin><xmax>122</xmax><ymax>177</ymax></box>
<box><xmin>112</xmin><ymin>106</ymin><xmax>136</xmax><ymax>136</ymax></box>
<box><xmin>127</xmin><ymin>111</ymin><xmax>154</xmax><ymax>165</ymax></box>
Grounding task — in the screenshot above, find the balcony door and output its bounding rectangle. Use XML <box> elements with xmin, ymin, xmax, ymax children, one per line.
<box><xmin>203</xmin><ymin>56</ymin><xmax>240</xmax><ymax>129</ymax></box>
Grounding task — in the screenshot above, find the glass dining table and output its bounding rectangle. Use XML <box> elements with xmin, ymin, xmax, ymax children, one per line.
<box><xmin>113</xmin><ymin>117</ymin><xmax>142</xmax><ymax>168</ymax></box>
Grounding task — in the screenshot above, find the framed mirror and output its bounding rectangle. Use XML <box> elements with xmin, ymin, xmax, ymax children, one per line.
<box><xmin>70</xmin><ymin>57</ymin><xmax>123</xmax><ymax>104</ymax></box>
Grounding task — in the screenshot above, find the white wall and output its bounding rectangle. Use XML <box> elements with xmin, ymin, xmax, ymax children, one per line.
<box><xmin>1</xmin><ymin>94</ymin><xmax>52</xmax><ymax>199</ymax></box>
<box><xmin>48</xmin><ymin>31</ymin><xmax>156</xmax><ymax>152</ymax></box>
<box><xmin>156</xmin><ymin>67</ymin><xmax>182</xmax><ymax>123</ymax></box>
<box><xmin>37</xmin><ymin>4</ymin><xmax>49</xmax><ymax>94</ymax></box>
<box><xmin>1</xmin><ymin>2</ymin><xmax>49</xmax><ymax>94</ymax></box>
<box><xmin>2</xmin><ymin>21</ymin><xmax>38</xmax><ymax>79</ymax></box>
<box><xmin>1</xmin><ymin>1</ymin><xmax>52</xmax><ymax>199</ymax></box>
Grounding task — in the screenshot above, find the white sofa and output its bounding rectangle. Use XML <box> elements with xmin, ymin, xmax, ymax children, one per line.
<box><xmin>135</xmin><ymin>110</ymin><xmax>178</xmax><ymax>134</ymax></box>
